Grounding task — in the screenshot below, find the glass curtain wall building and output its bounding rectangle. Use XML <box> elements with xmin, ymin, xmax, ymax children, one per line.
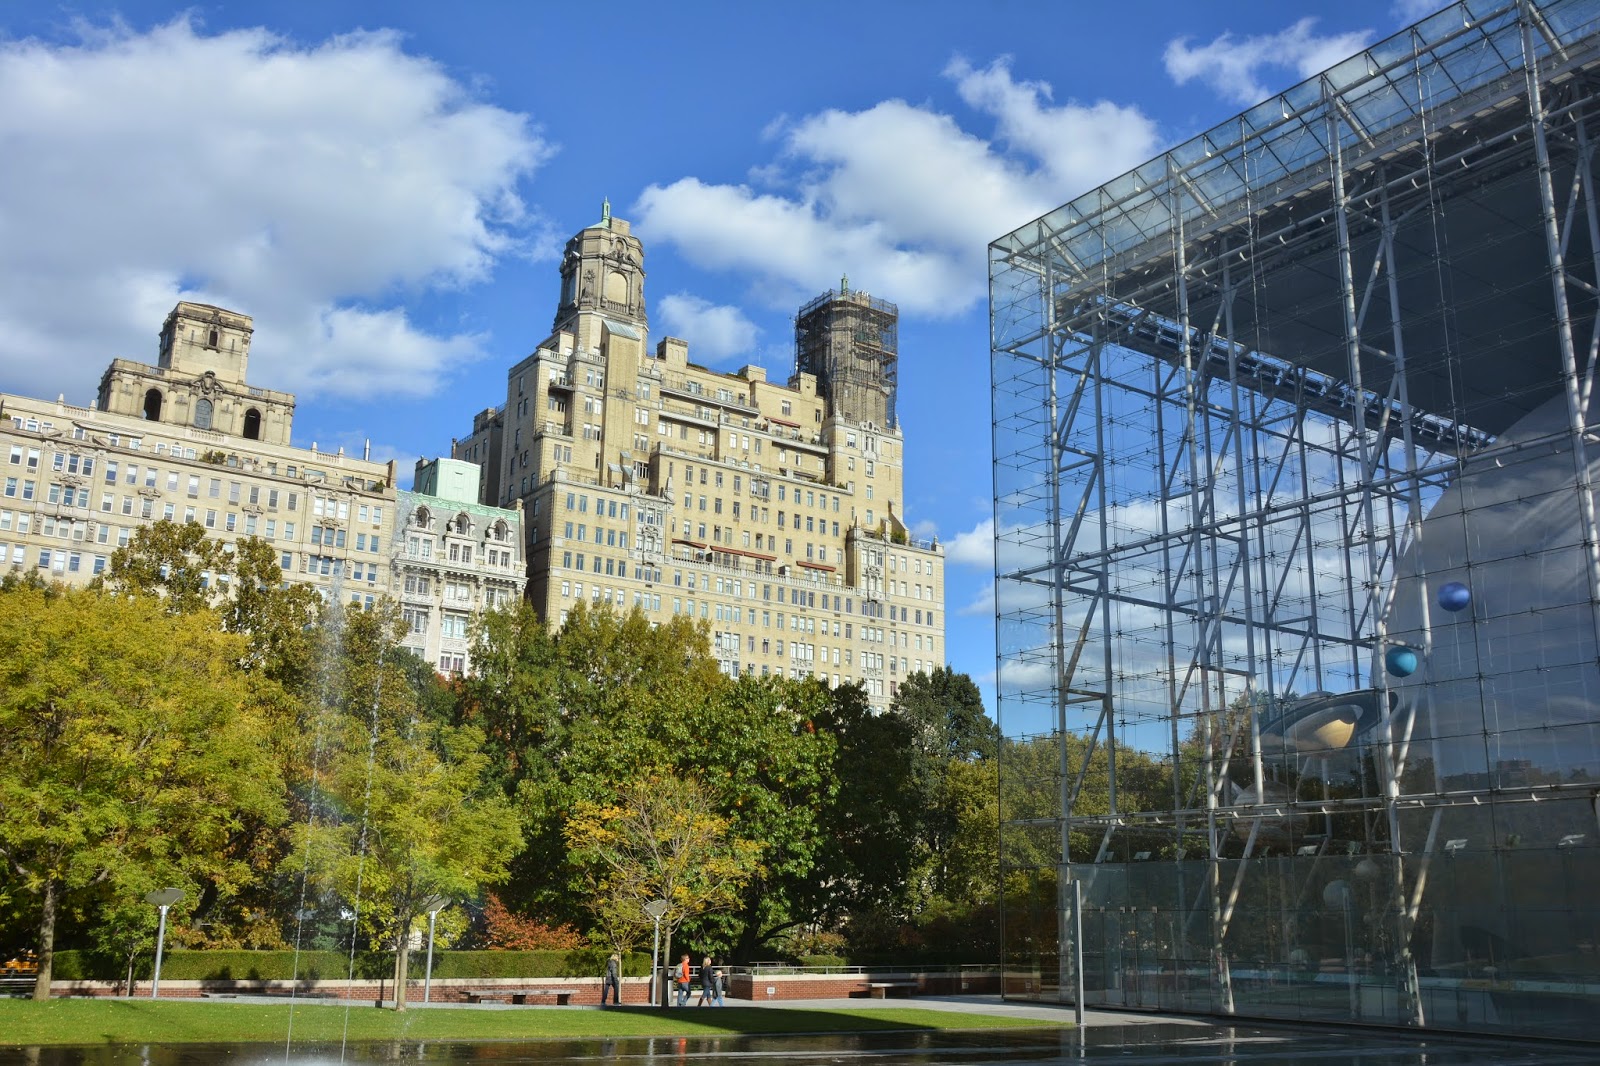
<box><xmin>990</xmin><ymin>0</ymin><xmax>1600</xmax><ymax>1040</ymax></box>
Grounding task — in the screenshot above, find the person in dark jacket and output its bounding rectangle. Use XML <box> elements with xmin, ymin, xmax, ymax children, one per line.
<box><xmin>602</xmin><ymin>952</ymin><xmax>621</xmax><ymax>1006</ymax></box>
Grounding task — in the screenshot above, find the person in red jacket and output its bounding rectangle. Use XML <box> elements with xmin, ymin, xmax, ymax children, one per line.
<box><xmin>675</xmin><ymin>953</ymin><xmax>692</xmax><ymax>1006</ymax></box>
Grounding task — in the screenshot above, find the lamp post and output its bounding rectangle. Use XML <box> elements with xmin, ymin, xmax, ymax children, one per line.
<box><xmin>644</xmin><ymin>900</ymin><xmax>669</xmax><ymax>1008</ymax></box>
<box><xmin>144</xmin><ymin>888</ymin><xmax>183</xmax><ymax>999</ymax></box>
<box><xmin>420</xmin><ymin>896</ymin><xmax>448</xmax><ymax>1004</ymax></box>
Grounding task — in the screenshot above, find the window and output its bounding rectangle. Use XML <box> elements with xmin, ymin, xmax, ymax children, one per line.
<box><xmin>194</xmin><ymin>398</ymin><xmax>213</xmax><ymax>429</ymax></box>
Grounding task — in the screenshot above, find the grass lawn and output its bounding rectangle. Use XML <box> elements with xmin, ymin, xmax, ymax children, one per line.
<box><xmin>0</xmin><ymin>998</ymin><xmax>1067</xmax><ymax>1047</ymax></box>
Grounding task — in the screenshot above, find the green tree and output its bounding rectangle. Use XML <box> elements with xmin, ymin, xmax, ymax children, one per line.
<box><xmin>95</xmin><ymin>520</ymin><xmax>318</xmax><ymax>946</ymax></box>
<box><xmin>807</xmin><ymin>680</ymin><xmax>920</xmax><ymax>925</ymax></box>
<box><xmin>0</xmin><ymin>584</ymin><xmax>285</xmax><ymax>999</ymax></box>
<box><xmin>940</xmin><ymin>757</ymin><xmax>1000</xmax><ymax>909</ymax></box>
<box><xmin>300</xmin><ymin>605</ymin><xmax>520</xmax><ymax>1011</ymax></box>
<box><xmin>565</xmin><ymin>774</ymin><xmax>761</xmax><ymax>991</ymax></box>
<box><xmin>891</xmin><ymin>668</ymin><xmax>998</xmax><ymax>902</ymax></box>
<box><xmin>94</xmin><ymin>517</ymin><xmax>223</xmax><ymax>615</ymax></box>
<box><xmin>677</xmin><ymin>675</ymin><xmax>838</xmax><ymax>958</ymax></box>
<box><xmin>96</xmin><ymin>520</ymin><xmax>321</xmax><ymax>688</ymax></box>
<box><xmin>462</xmin><ymin>602</ymin><xmax>725</xmax><ymax>926</ymax></box>
<box><xmin>894</xmin><ymin>667</ymin><xmax>998</xmax><ymax>763</ymax></box>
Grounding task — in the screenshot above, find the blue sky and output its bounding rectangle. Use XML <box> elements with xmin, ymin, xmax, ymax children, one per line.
<box><xmin>0</xmin><ymin>0</ymin><xmax>1440</xmax><ymax>709</ymax></box>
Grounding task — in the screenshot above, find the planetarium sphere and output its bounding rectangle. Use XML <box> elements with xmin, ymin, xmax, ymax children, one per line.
<box><xmin>1437</xmin><ymin>581</ymin><xmax>1473</xmax><ymax>613</ymax></box>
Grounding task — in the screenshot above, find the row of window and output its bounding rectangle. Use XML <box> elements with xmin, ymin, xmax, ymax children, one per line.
<box><xmin>0</xmin><ymin>545</ymin><xmax>104</xmax><ymax>574</ymax></box>
<box><xmin>551</xmin><ymin>579</ymin><xmax>936</xmax><ymax>651</ymax></box>
<box><xmin>10</xmin><ymin>437</ymin><xmax>371</xmax><ymax>515</ymax></box>
<box><xmin>402</xmin><ymin>536</ymin><xmax>518</xmax><ymax>567</ymax></box>
<box><xmin>301</xmin><ymin>554</ymin><xmax>380</xmax><ymax>583</ymax></box>
<box><xmin>562</xmin><ymin>492</ymin><xmax>631</xmax><ymax>520</ymax></box>
<box><xmin>561</xmin><ymin>522</ymin><xmax>630</xmax><ymax>550</ymax></box>
<box><xmin>309</xmin><ymin>526</ymin><xmax>381</xmax><ymax>552</ymax></box>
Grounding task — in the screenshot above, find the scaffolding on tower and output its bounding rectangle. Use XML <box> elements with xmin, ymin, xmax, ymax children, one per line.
<box><xmin>794</xmin><ymin>285</ymin><xmax>899</xmax><ymax>429</ymax></box>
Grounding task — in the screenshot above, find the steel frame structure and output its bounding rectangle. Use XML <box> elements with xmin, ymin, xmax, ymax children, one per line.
<box><xmin>990</xmin><ymin>0</ymin><xmax>1600</xmax><ymax>1039</ymax></box>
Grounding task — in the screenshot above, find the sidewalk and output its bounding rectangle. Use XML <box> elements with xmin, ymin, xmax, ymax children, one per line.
<box><xmin>732</xmin><ymin>993</ymin><xmax>1213</xmax><ymax>1028</ymax></box>
<box><xmin>210</xmin><ymin>990</ymin><xmax>1198</xmax><ymax>1027</ymax></box>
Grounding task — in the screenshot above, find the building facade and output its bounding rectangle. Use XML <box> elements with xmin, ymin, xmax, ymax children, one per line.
<box><xmin>2</xmin><ymin>302</ymin><xmax>396</xmax><ymax>608</ymax></box>
<box><xmin>395</xmin><ymin>458</ymin><xmax>525</xmax><ymax>676</ymax></box>
<box><xmin>473</xmin><ymin>209</ymin><xmax>944</xmax><ymax>705</ymax></box>
<box><xmin>990</xmin><ymin>0</ymin><xmax>1600</xmax><ymax>1042</ymax></box>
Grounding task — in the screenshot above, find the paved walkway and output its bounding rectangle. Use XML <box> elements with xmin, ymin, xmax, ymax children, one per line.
<box><xmin>215</xmin><ymin>989</ymin><xmax>1216</xmax><ymax>1028</ymax></box>
<box><xmin>731</xmin><ymin>992</ymin><xmax>1209</xmax><ymax>1027</ymax></box>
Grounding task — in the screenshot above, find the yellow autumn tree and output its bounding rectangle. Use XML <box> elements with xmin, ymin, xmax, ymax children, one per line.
<box><xmin>565</xmin><ymin>775</ymin><xmax>761</xmax><ymax>996</ymax></box>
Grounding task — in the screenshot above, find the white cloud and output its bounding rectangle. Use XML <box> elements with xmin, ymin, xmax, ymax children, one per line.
<box><xmin>1392</xmin><ymin>0</ymin><xmax>1445</xmax><ymax>24</ymax></box>
<box><xmin>945</xmin><ymin>517</ymin><xmax>996</xmax><ymax>569</ymax></box>
<box><xmin>635</xmin><ymin>59</ymin><xmax>1159</xmax><ymax>319</ymax></box>
<box><xmin>656</xmin><ymin>293</ymin><xmax>760</xmax><ymax>363</ymax></box>
<box><xmin>1164</xmin><ymin>18</ymin><xmax>1374</xmax><ymax>106</ymax></box>
<box><xmin>944</xmin><ymin>57</ymin><xmax>1160</xmax><ymax>201</ymax></box>
<box><xmin>0</xmin><ymin>17</ymin><xmax>552</xmax><ymax>404</ymax></box>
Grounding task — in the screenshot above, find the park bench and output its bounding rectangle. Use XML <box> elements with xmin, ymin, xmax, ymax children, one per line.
<box><xmin>464</xmin><ymin>988</ymin><xmax>578</xmax><ymax>1005</ymax></box>
<box><xmin>861</xmin><ymin>980</ymin><xmax>918</xmax><ymax>999</ymax></box>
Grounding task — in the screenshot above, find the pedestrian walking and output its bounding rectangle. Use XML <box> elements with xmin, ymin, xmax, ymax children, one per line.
<box><xmin>602</xmin><ymin>951</ymin><xmax>622</xmax><ymax>1006</ymax></box>
<box><xmin>675</xmin><ymin>953</ymin><xmax>692</xmax><ymax>1006</ymax></box>
<box><xmin>696</xmin><ymin>955</ymin><xmax>714</xmax><ymax>1005</ymax></box>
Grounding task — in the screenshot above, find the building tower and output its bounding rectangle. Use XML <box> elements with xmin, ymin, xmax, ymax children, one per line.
<box><xmin>96</xmin><ymin>302</ymin><xmax>296</xmax><ymax>446</ymax></box>
<box><xmin>794</xmin><ymin>281</ymin><xmax>898</xmax><ymax>430</ymax></box>
<box><xmin>470</xmin><ymin>206</ymin><xmax>945</xmax><ymax>707</ymax></box>
<box><xmin>552</xmin><ymin>199</ymin><xmax>647</xmax><ymax>333</ymax></box>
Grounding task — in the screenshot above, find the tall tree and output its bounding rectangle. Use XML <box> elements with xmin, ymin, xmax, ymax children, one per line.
<box><xmin>891</xmin><ymin>668</ymin><xmax>999</xmax><ymax>900</ymax></box>
<box><xmin>806</xmin><ymin>680</ymin><xmax>921</xmax><ymax>926</ymax></box>
<box><xmin>565</xmin><ymin>774</ymin><xmax>760</xmax><ymax>991</ymax></box>
<box><xmin>893</xmin><ymin>667</ymin><xmax>998</xmax><ymax>763</ymax></box>
<box><xmin>462</xmin><ymin>603</ymin><xmax>725</xmax><ymax>925</ymax></box>
<box><xmin>95</xmin><ymin>520</ymin><xmax>319</xmax><ymax>944</ymax></box>
<box><xmin>0</xmin><ymin>584</ymin><xmax>285</xmax><ymax>999</ymax></box>
<box><xmin>676</xmin><ymin>675</ymin><xmax>838</xmax><ymax>957</ymax></box>
<box><xmin>299</xmin><ymin>605</ymin><xmax>521</xmax><ymax>1011</ymax></box>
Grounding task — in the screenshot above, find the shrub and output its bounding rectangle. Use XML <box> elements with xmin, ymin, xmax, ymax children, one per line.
<box><xmin>799</xmin><ymin>954</ymin><xmax>849</xmax><ymax>969</ymax></box>
<box><xmin>50</xmin><ymin>949</ymin><xmax>653</xmax><ymax>982</ymax></box>
<box><xmin>481</xmin><ymin>894</ymin><xmax>585</xmax><ymax>950</ymax></box>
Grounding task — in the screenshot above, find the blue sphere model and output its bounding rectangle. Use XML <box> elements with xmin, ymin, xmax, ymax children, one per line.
<box><xmin>1438</xmin><ymin>581</ymin><xmax>1472</xmax><ymax>613</ymax></box>
<box><xmin>1385</xmin><ymin>646</ymin><xmax>1419</xmax><ymax>678</ymax></box>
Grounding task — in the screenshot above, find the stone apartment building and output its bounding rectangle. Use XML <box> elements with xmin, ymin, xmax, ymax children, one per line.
<box><xmin>1</xmin><ymin>304</ymin><xmax>516</xmax><ymax>679</ymax></box>
<box><xmin>1</xmin><ymin>302</ymin><xmax>396</xmax><ymax>604</ymax></box>
<box><xmin>454</xmin><ymin>207</ymin><xmax>945</xmax><ymax>706</ymax></box>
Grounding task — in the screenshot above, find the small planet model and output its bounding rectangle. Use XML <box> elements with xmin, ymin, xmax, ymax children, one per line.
<box><xmin>1385</xmin><ymin>646</ymin><xmax>1419</xmax><ymax>677</ymax></box>
<box><xmin>1259</xmin><ymin>690</ymin><xmax>1389</xmax><ymax>755</ymax></box>
<box><xmin>1437</xmin><ymin>581</ymin><xmax>1472</xmax><ymax>613</ymax></box>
